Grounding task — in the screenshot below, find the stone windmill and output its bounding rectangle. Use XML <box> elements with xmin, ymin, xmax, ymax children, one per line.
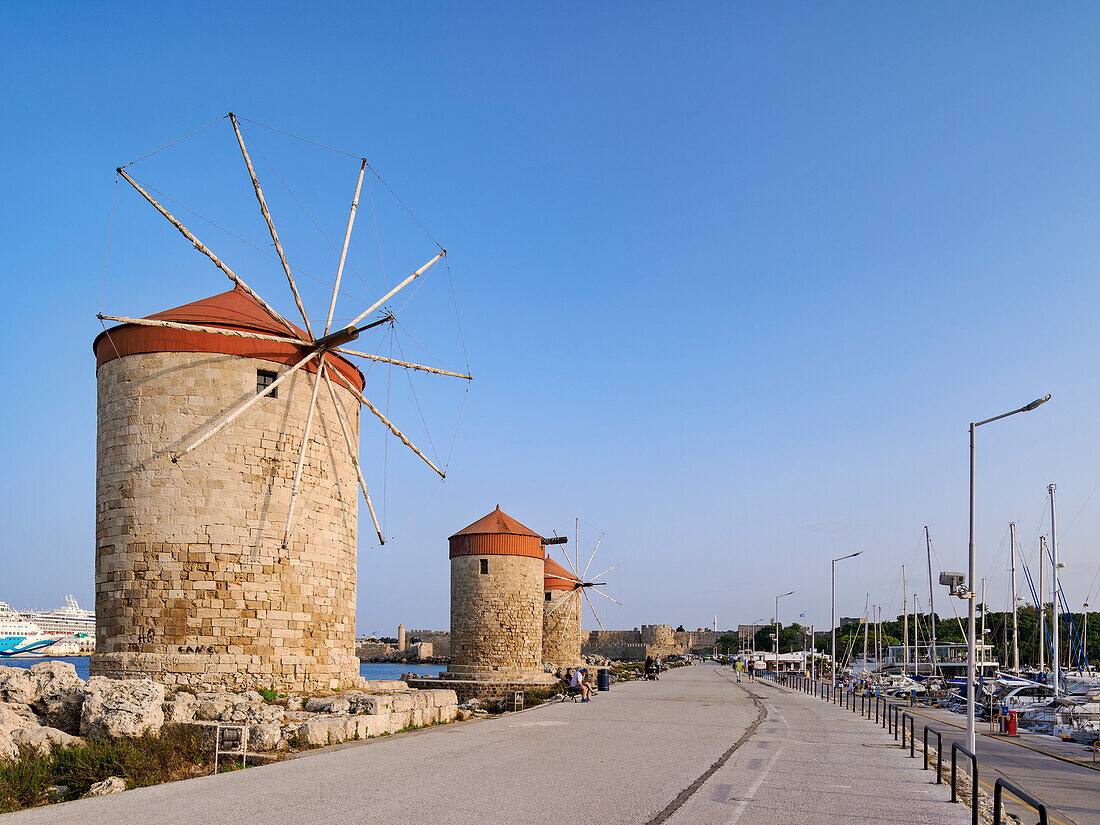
<box><xmin>92</xmin><ymin>114</ymin><xmax>471</xmax><ymax>692</ymax></box>
<box><xmin>542</xmin><ymin>526</ymin><xmax>620</xmax><ymax>666</ymax></box>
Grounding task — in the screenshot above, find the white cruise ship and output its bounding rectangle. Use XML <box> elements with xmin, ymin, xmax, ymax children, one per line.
<box><xmin>0</xmin><ymin>602</ymin><xmax>61</xmax><ymax>656</ymax></box>
<box><xmin>21</xmin><ymin>595</ymin><xmax>95</xmax><ymax>652</ymax></box>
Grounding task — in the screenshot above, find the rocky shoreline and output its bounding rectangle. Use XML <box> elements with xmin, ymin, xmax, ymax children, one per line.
<box><xmin>1</xmin><ymin>660</ymin><xmax>459</xmax><ymax>798</ymax></box>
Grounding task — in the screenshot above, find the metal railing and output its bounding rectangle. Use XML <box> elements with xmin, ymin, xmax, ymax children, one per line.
<box><xmin>796</xmin><ymin>676</ymin><xmax>1053</xmax><ymax>825</ymax></box>
<box><xmin>992</xmin><ymin>777</ymin><xmax>1049</xmax><ymax>825</ymax></box>
<box><xmin>901</xmin><ymin>712</ymin><xmax>915</xmax><ymax>757</ymax></box>
<box><xmin>950</xmin><ymin>742</ymin><xmax>979</xmax><ymax>825</ymax></box>
<box><xmin>922</xmin><ymin>725</ymin><xmax>943</xmax><ymax>783</ymax></box>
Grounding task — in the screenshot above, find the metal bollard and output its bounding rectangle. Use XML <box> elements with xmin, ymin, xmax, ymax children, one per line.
<box><xmin>992</xmin><ymin>777</ymin><xmax>1049</xmax><ymax>825</ymax></box>
<box><xmin>950</xmin><ymin>742</ymin><xmax>979</xmax><ymax>825</ymax></box>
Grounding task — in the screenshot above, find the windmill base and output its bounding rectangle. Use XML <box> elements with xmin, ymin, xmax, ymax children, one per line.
<box><xmin>405</xmin><ymin>675</ymin><xmax>559</xmax><ymax>704</ymax></box>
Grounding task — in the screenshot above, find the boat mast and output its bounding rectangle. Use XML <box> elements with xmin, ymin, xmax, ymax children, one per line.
<box><xmin>903</xmin><ymin>566</ymin><xmax>909</xmax><ymax>676</ymax></box>
<box><xmin>877</xmin><ymin>606</ymin><xmax>882</xmax><ymax>669</ymax></box>
<box><xmin>1084</xmin><ymin>606</ymin><xmax>1089</xmax><ymax>674</ymax></box>
<box><xmin>872</xmin><ymin>603</ymin><xmax>877</xmax><ymax>668</ymax></box>
<box><xmin>1039</xmin><ymin>535</ymin><xmax>1046</xmax><ymax>674</ymax></box>
<box><xmin>914</xmin><ymin>593</ymin><xmax>920</xmax><ymax>673</ymax></box>
<box><xmin>1050</xmin><ymin>484</ymin><xmax>1060</xmax><ymax>697</ymax></box>
<box><xmin>862</xmin><ymin>594</ymin><xmax>869</xmax><ymax>673</ymax></box>
<box><xmin>1010</xmin><ymin>522</ymin><xmax>1019</xmax><ymax>675</ymax></box>
<box><xmin>979</xmin><ymin>578</ymin><xmax>987</xmax><ymax>674</ymax></box>
<box><xmin>925</xmin><ymin>526</ymin><xmax>938</xmax><ymax>676</ymax></box>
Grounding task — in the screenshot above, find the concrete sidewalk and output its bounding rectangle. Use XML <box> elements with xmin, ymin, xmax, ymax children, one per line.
<box><xmin>3</xmin><ymin>667</ymin><xmax>971</xmax><ymax>825</ymax></box>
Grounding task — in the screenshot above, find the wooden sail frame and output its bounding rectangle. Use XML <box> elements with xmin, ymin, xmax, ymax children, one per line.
<box><xmin>106</xmin><ymin>116</ymin><xmax>472</xmax><ymax>548</ymax></box>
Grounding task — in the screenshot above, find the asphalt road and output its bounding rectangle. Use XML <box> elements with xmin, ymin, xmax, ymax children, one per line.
<box><xmin>4</xmin><ymin>667</ymin><xmax>971</xmax><ymax>825</ymax></box>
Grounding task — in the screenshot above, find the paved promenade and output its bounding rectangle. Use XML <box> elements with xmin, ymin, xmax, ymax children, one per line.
<box><xmin>4</xmin><ymin>666</ymin><xmax>971</xmax><ymax>825</ymax></box>
<box><xmin>888</xmin><ymin>699</ymin><xmax>1100</xmax><ymax>825</ymax></box>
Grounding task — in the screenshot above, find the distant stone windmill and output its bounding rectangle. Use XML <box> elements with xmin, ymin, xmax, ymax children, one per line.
<box><xmin>542</xmin><ymin>525</ymin><xmax>620</xmax><ymax>666</ymax></box>
<box><xmin>92</xmin><ymin>114</ymin><xmax>471</xmax><ymax>692</ymax></box>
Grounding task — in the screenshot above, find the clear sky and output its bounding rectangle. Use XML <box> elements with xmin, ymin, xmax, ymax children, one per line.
<box><xmin>4</xmin><ymin>3</ymin><xmax>1100</xmax><ymax>639</ymax></box>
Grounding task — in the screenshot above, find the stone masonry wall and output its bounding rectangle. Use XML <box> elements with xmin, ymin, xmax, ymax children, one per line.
<box><xmin>407</xmin><ymin>630</ymin><xmax>450</xmax><ymax>659</ymax></box>
<box><xmin>447</xmin><ymin>554</ymin><xmax>544</xmax><ymax>681</ymax></box>
<box><xmin>93</xmin><ymin>351</ymin><xmax>360</xmax><ymax>692</ymax></box>
<box><xmin>641</xmin><ymin>625</ymin><xmax>675</xmax><ymax>647</ymax></box>
<box><xmin>542</xmin><ymin>589</ymin><xmax>581</xmax><ymax>667</ymax></box>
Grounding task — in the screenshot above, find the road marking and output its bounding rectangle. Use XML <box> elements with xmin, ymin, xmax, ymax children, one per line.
<box><xmin>507</xmin><ymin>720</ymin><xmax>569</xmax><ymax>727</ymax></box>
<box><xmin>723</xmin><ymin>747</ymin><xmax>785</xmax><ymax>825</ymax></box>
<box><xmin>644</xmin><ymin>671</ymin><xmax>769</xmax><ymax>825</ymax></box>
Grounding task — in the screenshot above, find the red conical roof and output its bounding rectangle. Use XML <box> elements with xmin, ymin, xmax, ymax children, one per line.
<box><xmin>448</xmin><ymin>506</ymin><xmax>545</xmax><ymax>560</ymax></box>
<box><xmin>93</xmin><ymin>286</ymin><xmax>364</xmax><ymax>392</ymax></box>
<box><xmin>449</xmin><ymin>505</ymin><xmax>541</xmax><ymax>539</ymax></box>
<box><xmin>544</xmin><ymin>556</ymin><xmax>581</xmax><ymax>591</ymax></box>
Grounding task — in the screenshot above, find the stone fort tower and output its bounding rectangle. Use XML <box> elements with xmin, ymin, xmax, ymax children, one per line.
<box><xmin>542</xmin><ymin>556</ymin><xmax>582</xmax><ymax>667</ymax></box>
<box><xmin>445</xmin><ymin>506</ymin><xmax>553</xmax><ymax>684</ymax></box>
<box><xmin>92</xmin><ymin>287</ymin><xmax>362</xmax><ymax>692</ymax></box>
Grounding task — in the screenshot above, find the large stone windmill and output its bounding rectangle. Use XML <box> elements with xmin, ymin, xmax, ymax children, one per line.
<box><xmin>92</xmin><ymin>114</ymin><xmax>471</xmax><ymax>692</ymax></box>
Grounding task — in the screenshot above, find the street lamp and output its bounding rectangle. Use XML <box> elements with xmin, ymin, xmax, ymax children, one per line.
<box><xmin>831</xmin><ymin>551</ymin><xmax>863</xmax><ymax>687</ymax></box>
<box><xmin>775</xmin><ymin>591</ymin><xmax>794</xmax><ymax>675</ymax></box>
<box><xmin>966</xmin><ymin>394</ymin><xmax>1050</xmax><ymax>752</ymax></box>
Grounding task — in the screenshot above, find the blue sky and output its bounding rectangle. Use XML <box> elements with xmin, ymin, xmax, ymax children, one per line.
<box><xmin>4</xmin><ymin>3</ymin><xmax>1100</xmax><ymax>637</ymax></box>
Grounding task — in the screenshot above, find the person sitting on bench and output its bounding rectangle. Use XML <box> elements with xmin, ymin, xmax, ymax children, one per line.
<box><xmin>567</xmin><ymin>667</ymin><xmax>591</xmax><ymax>702</ymax></box>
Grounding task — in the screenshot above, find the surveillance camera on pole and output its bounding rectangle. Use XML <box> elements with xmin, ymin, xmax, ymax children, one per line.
<box><xmin>939</xmin><ymin>571</ymin><xmax>969</xmax><ymax>598</ymax></box>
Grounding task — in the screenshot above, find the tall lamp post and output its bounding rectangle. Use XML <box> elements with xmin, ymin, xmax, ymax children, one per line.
<box><xmin>966</xmin><ymin>394</ymin><xmax>1050</xmax><ymax>752</ymax></box>
<box><xmin>831</xmin><ymin>551</ymin><xmax>863</xmax><ymax>687</ymax></box>
<box><xmin>775</xmin><ymin>591</ymin><xmax>794</xmax><ymax>675</ymax></box>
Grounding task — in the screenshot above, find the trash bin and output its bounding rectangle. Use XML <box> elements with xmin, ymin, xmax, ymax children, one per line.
<box><xmin>597</xmin><ymin>668</ymin><xmax>610</xmax><ymax>691</ymax></box>
<box><xmin>1008</xmin><ymin>710</ymin><xmax>1018</xmax><ymax>736</ymax></box>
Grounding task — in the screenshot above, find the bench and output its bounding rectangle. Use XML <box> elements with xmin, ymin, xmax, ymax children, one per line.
<box><xmin>560</xmin><ymin>679</ymin><xmax>583</xmax><ymax>702</ymax></box>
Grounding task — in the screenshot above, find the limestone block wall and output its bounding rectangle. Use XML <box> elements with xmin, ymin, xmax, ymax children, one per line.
<box><xmin>542</xmin><ymin>590</ymin><xmax>582</xmax><ymax>667</ymax></box>
<box><xmin>446</xmin><ymin>555</ymin><xmax>544</xmax><ymax>681</ymax></box>
<box><xmin>585</xmin><ymin>629</ymin><xmax>642</xmax><ymax>646</ymax></box>
<box><xmin>641</xmin><ymin>625</ymin><xmax>675</xmax><ymax>647</ymax></box>
<box><xmin>93</xmin><ymin>351</ymin><xmax>360</xmax><ymax>692</ymax></box>
<box><xmin>407</xmin><ymin>630</ymin><xmax>450</xmax><ymax>659</ymax></box>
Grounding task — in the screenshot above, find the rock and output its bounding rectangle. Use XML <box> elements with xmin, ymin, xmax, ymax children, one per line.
<box><xmin>11</xmin><ymin>726</ymin><xmax>82</xmax><ymax>756</ymax></box>
<box><xmin>47</xmin><ymin>785</ymin><xmax>70</xmax><ymax>802</ymax></box>
<box><xmin>220</xmin><ymin>701</ymin><xmax>283</xmax><ymax>725</ymax></box>
<box><xmin>298</xmin><ymin>718</ymin><xmax>335</xmax><ymax>746</ymax></box>
<box><xmin>30</xmin><ymin>663</ymin><xmax>85</xmax><ymax>734</ymax></box>
<box><xmin>80</xmin><ymin>677</ymin><xmax>165</xmax><ymax>741</ymax></box>
<box><xmin>86</xmin><ymin>776</ymin><xmax>127</xmax><ymax>797</ymax></box>
<box><xmin>459</xmin><ymin>698</ymin><xmax>481</xmax><ymax>711</ymax></box>
<box><xmin>0</xmin><ymin>669</ymin><xmax>37</xmax><ymax>705</ymax></box>
<box><xmin>353</xmin><ymin>679</ymin><xmax>409</xmax><ymax>694</ymax></box>
<box><xmin>456</xmin><ymin>708</ymin><xmax>473</xmax><ymax>721</ymax></box>
<box><xmin>164</xmin><ymin>692</ymin><xmax>196</xmax><ymax>724</ymax></box>
<box><xmin>286</xmin><ymin>695</ymin><xmax>304</xmax><ymax>712</ymax></box>
<box><xmin>0</xmin><ymin>701</ymin><xmax>40</xmax><ymax>733</ymax></box>
<box><xmin>305</xmin><ymin>696</ymin><xmax>350</xmax><ymax>714</ymax></box>
<box><xmin>249</xmin><ymin>723</ymin><xmax>283</xmax><ymax>751</ymax></box>
<box><xmin>0</xmin><ymin>729</ymin><xmax>17</xmax><ymax>761</ymax></box>
<box><xmin>193</xmin><ymin>692</ymin><xmax>236</xmax><ymax>722</ymax></box>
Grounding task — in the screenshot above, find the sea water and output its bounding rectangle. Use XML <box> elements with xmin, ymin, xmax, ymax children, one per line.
<box><xmin>1</xmin><ymin>657</ymin><xmax>446</xmax><ymax>684</ymax></box>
